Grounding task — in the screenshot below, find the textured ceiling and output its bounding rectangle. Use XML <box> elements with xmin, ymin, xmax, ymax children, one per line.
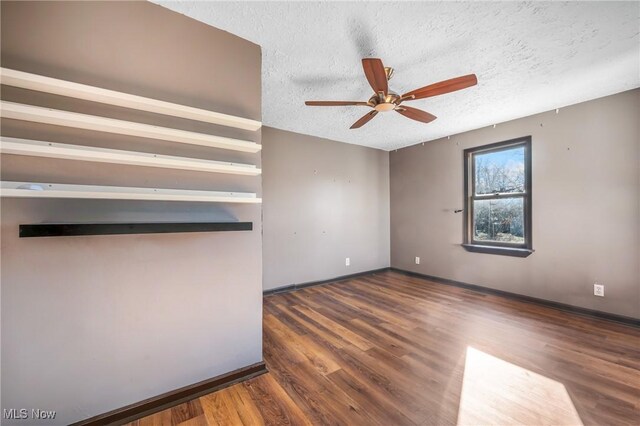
<box><xmin>154</xmin><ymin>1</ymin><xmax>639</xmax><ymax>150</ymax></box>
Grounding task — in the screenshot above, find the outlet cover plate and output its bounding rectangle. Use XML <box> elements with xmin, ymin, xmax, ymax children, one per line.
<box><xmin>594</xmin><ymin>283</ymin><xmax>604</xmax><ymax>297</ymax></box>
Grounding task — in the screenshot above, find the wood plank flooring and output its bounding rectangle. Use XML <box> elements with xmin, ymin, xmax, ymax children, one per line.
<box><xmin>128</xmin><ymin>270</ymin><xmax>640</xmax><ymax>426</ymax></box>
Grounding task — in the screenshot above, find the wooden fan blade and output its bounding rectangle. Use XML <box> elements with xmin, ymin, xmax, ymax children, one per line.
<box><xmin>305</xmin><ymin>101</ymin><xmax>369</xmax><ymax>106</ymax></box>
<box><xmin>350</xmin><ymin>110</ymin><xmax>378</xmax><ymax>129</ymax></box>
<box><xmin>402</xmin><ymin>74</ymin><xmax>477</xmax><ymax>101</ymax></box>
<box><xmin>396</xmin><ymin>106</ymin><xmax>437</xmax><ymax>124</ymax></box>
<box><xmin>362</xmin><ymin>58</ymin><xmax>388</xmax><ymax>96</ymax></box>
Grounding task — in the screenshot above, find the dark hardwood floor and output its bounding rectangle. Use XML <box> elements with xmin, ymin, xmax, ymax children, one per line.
<box><xmin>128</xmin><ymin>270</ymin><xmax>640</xmax><ymax>425</ymax></box>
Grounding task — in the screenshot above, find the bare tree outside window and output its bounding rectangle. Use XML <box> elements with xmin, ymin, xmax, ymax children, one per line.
<box><xmin>463</xmin><ymin>137</ymin><xmax>532</xmax><ymax>256</ymax></box>
<box><xmin>473</xmin><ymin>146</ymin><xmax>525</xmax><ymax>243</ymax></box>
<box><xmin>474</xmin><ymin>148</ymin><xmax>525</xmax><ymax>195</ymax></box>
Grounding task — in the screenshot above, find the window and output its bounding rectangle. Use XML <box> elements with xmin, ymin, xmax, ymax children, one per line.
<box><xmin>463</xmin><ymin>136</ymin><xmax>533</xmax><ymax>257</ymax></box>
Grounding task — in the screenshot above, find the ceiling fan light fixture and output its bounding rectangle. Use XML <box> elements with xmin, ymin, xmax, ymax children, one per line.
<box><xmin>374</xmin><ymin>103</ymin><xmax>397</xmax><ymax>112</ymax></box>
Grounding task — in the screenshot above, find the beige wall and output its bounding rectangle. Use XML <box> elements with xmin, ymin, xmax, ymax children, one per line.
<box><xmin>1</xmin><ymin>2</ymin><xmax>262</xmax><ymax>424</ymax></box>
<box><xmin>391</xmin><ymin>89</ymin><xmax>640</xmax><ymax>319</ymax></box>
<box><xmin>262</xmin><ymin>127</ymin><xmax>390</xmax><ymax>291</ymax></box>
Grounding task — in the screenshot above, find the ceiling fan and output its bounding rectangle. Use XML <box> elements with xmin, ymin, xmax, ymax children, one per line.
<box><xmin>305</xmin><ymin>58</ymin><xmax>477</xmax><ymax>129</ymax></box>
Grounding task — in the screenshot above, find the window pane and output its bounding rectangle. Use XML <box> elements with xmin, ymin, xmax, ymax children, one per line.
<box><xmin>473</xmin><ymin>198</ymin><xmax>525</xmax><ymax>243</ymax></box>
<box><xmin>474</xmin><ymin>146</ymin><xmax>525</xmax><ymax>195</ymax></box>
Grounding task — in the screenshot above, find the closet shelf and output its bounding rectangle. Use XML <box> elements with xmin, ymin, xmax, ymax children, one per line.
<box><xmin>1</xmin><ymin>181</ymin><xmax>261</xmax><ymax>203</ymax></box>
<box><xmin>0</xmin><ymin>67</ymin><xmax>261</xmax><ymax>131</ymax></box>
<box><xmin>0</xmin><ymin>137</ymin><xmax>261</xmax><ymax>176</ymax></box>
<box><xmin>0</xmin><ymin>101</ymin><xmax>262</xmax><ymax>153</ymax></box>
<box><xmin>19</xmin><ymin>222</ymin><xmax>253</xmax><ymax>238</ymax></box>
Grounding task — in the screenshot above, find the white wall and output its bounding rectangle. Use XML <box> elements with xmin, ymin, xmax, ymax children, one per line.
<box><xmin>262</xmin><ymin>127</ymin><xmax>390</xmax><ymax>291</ymax></box>
<box><xmin>391</xmin><ymin>89</ymin><xmax>640</xmax><ymax>319</ymax></box>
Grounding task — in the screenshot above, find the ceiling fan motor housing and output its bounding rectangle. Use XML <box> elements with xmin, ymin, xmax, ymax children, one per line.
<box><xmin>369</xmin><ymin>90</ymin><xmax>400</xmax><ymax>112</ymax></box>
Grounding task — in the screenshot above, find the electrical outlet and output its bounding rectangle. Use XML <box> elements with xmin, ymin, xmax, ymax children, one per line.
<box><xmin>415</xmin><ymin>256</ymin><xmax>420</xmax><ymax>265</ymax></box>
<box><xmin>594</xmin><ymin>283</ymin><xmax>604</xmax><ymax>297</ymax></box>
<box><xmin>345</xmin><ymin>257</ymin><xmax>350</xmax><ymax>266</ymax></box>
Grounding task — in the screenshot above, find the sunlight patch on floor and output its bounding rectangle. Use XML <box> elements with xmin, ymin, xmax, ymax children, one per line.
<box><xmin>457</xmin><ymin>347</ymin><xmax>583</xmax><ymax>426</ymax></box>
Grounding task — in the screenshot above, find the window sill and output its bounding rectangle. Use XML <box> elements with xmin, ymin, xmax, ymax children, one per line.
<box><xmin>461</xmin><ymin>244</ymin><xmax>534</xmax><ymax>258</ymax></box>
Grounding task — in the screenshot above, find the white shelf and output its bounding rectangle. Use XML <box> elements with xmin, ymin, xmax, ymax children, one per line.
<box><xmin>1</xmin><ymin>181</ymin><xmax>261</xmax><ymax>203</ymax></box>
<box><xmin>0</xmin><ymin>137</ymin><xmax>261</xmax><ymax>176</ymax></box>
<box><xmin>0</xmin><ymin>67</ymin><xmax>261</xmax><ymax>131</ymax></box>
<box><xmin>0</xmin><ymin>101</ymin><xmax>262</xmax><ymax>153</ymax></box>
